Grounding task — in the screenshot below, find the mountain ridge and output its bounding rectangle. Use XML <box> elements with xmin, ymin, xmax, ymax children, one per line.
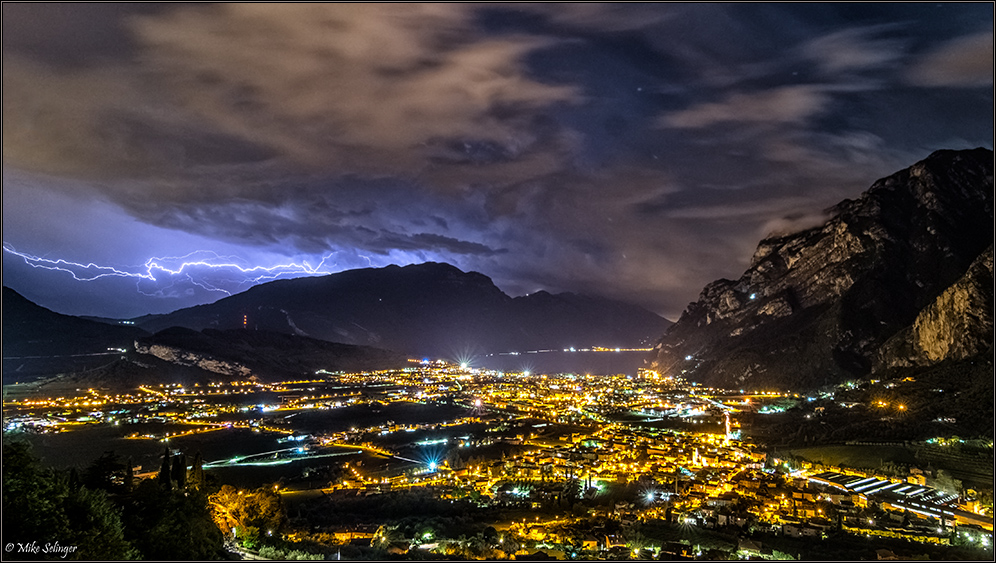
<box><xmin>2</xmin><ymin>286</ymin><xmax>151</xmax><ymax>382</ymax></box>
<box><xmin>124</xmin><ymin>262</ymin><xmax>672</xmax><ymax>358</ymax></box>
<box><xmin>649</xmin><ymin>147</ymin><xmax>994</xmax><ymax>390</ymax></box>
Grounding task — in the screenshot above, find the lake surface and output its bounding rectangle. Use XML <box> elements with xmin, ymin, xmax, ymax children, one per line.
<box><xmin>475</xmin><ymin>350</ymin><xmax>651</xmax><ymax>376</ymax></box>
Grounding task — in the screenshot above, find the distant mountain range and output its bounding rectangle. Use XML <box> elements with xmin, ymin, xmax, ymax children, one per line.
<box><xmin>3</xmin><ymin>264</ymin><xmax>670</xmax><ymax>383</ymax></box>
<box><xmin>649</xmin><ymin>148</ymin><xmax>994</xmax><ymax>391</ymax></box>
<box><xmin>128</xmin><ymin>262</ymin><xmax>671</xmax><ymax>357</ymax></box>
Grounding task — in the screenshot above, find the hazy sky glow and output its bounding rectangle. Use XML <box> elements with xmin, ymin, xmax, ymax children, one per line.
<box><xmin>2</xmin><ymin>4</ymin><xmax>993</xmax><ymax>319</ymax></box>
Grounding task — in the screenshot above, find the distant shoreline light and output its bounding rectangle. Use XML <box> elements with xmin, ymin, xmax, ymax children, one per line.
<box><xmin>492</xmin><ymin>347</ymin><xmax>652</xmax><ymax>356</ymax></box>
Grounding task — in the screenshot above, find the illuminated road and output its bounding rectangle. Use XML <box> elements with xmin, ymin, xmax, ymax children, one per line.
<box><xmin>204</xmin><ymin>447</ymin><xmax>361</xmax><ymax>468</ymax></box>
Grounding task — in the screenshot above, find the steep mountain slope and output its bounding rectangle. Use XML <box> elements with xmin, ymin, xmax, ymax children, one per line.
<box><xmin>26</xmin><ymin>326</ymin><xmax>408</xmax><ymax>391</ymax></box>
<box><xmin>876</xmin><ymin>244</ymin><xmax>993</xmax><ymax>370</ymax></box>
<box><xmin>2</xmin><ymin>287</ymin><xmax>150</xmax><ymax>382</ymax></box>
<box><xmin>649</xmin><ymin>148</ymin><xmax>993</xmax><ymax>390</ymax></box>
<box><xmin>132</xmin><ymin>262</ymin><xmax>670</xmax><ymax>357</ymax></box>
<box><xmin>133</xmin><ymin>327</ymin><xmax>408</xmax><ymax>382</ymax></box>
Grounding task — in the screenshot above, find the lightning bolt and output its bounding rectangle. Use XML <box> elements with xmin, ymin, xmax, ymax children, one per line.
<box><xmin>3</xmin><ymin>242</ymin><xmax>337</xmax><ymax>298</ymax></box>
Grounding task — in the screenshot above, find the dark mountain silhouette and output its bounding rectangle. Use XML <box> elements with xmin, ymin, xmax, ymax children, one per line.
<box><xmin>130</xmin><ymin>262</ymin><xmax>671</xmax><ymax>357</ymax></box>
<box><xmin>2</xmin><ymin>286</ymin><xmax>150</xmax><ymax>382</ymax></box>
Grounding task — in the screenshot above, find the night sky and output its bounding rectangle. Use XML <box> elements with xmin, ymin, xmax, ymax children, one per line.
<box><xmin>2</xmin><ymin>4</ymin><xmax>993</xmax><ymax>320</ymax></box>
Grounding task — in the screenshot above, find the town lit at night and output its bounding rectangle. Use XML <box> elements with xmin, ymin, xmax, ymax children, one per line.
<box><xmin>3</xmin><ymin>4</ymin><xmax>992</xmax><ymax>561</ymax></box>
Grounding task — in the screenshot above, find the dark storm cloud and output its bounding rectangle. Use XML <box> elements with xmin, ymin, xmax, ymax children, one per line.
<box><xmin>1</xmin><ymin>3</ymin><xmax>162</xmax><ymax>67</ymax></box>
<box><xmin>2</xmin><ymin>4</ymin><xmax>992</xmax><ymax>319</ymax></box>
<box><xmin>128</xmin><ymin>4</ymin><xmax>579</xmax><ymax>177</ymax></box>
<box><xmin>123</xmin><ymin>173</ymin><xmax>507</xmax><ymax>260</ymax></box>
<box><xmin>382</xmin><ymin>232</ymin><xmax>507</xmax><ymax>257</ymax></box>
<box><xmin>3</xmin><ymin>4</ymin><xmax>579</xmax><ymax>183</ymax></box>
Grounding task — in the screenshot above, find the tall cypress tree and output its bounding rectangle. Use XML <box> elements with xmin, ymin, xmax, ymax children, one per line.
<box><xmin>157</xmin><ymin>446</ymin><xmax>172</xmax><ymax>490</ymax></box>
<box><xmin>189</xmin><ymin>451</ymin><xmax>205</xmax><ymax>490</ymax></box>
<box><xmin>67</xmin><ymin>466</ymin><xmax>81</xmax><ymax>491</ymax></box>
<box><xmin>125</xmin><ymin>457</ymin><xmax>135</xmax><ymax>493</ymax></box>
<box><xmin>171</xmin><ymin>452</ymin><xmax>187</xmax><ymax>490</ymax></box>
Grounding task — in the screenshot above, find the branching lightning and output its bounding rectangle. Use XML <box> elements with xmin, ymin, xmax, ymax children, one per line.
<box><xmin>3</xmin><ymin>242</ymin><xmax>336</xmax><ymax>298</ymax></box>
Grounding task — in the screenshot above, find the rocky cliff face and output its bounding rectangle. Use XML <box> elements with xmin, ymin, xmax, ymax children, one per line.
<box><xmin>132</xmin><ymin>326</ymin><xmax>407</xmax><ymax>382</ymax></box>
<box><xmin>134</xmin><ymin>341</ymin><xmax>254</xmax><ymax>379</ymax></box>
<box><xmin>649</xmin><ymin>148</ymin><xmax>993</xmax><ymax>390</ymax></box>
<box><xmin>911</xmin><ymin>246</ymin><xmax>993</xmax><ymax>363</ymax></box>
<box><xmin>876</xmin><ymin>244</ymin><xmax>993</xmax><ymax>369</ymax></box>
